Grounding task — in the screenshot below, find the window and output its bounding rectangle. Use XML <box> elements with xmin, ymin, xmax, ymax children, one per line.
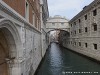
<box><xmin>85</xmin><ymin>43</ymin><xmax>88</xmax><ymax>48</ymax></box>
<box><xmin>37</xmin><ymin>19</ymin><xmax>40</xmax><ymax>30</ymax></box>
<box><xmin>75</xmin><ymin>30</ymin><xmax>76</xmax><ymax>34</ymax></box>
<box><xmin>93</xmin><ymin>24</ymin><xmax>97</xmax><ymax>31</ymax></box>
<box><xmin>79</xmin><ymin>19</ymin><xmax>81</xmax><ymax>23</ymax></box>
<box><xmin>71</xmin><ymin>24</ymin><xmax>72</xmax><ymax>27</ymax></box>
<box><xmin>79</xmin><ymin>42</ymin><xmax>81</xmax><ymax>46</ymax></box>
<box><xmin>70</xmin><ymin>41</ymin><xmax>71</xmax><ymax>44</ymax></box>
<box><xmin>93</xmin><ymin>44</ymin><xmax>97</xmax><ymax>50</ymax></box>
<box><xmin>61</xmin><ymin>23</ymin><xmax>64</xmax><ymax>25</ymax></box>
<box><xmin>85</xmin><ymin>15</ymin><xmax>87</xmax><ymax>20</ymax></box>
<box><xmin>93</xmin><ymin>9</ymin><xmax>97</xmax><ymax>16</ymax></box>
<box><xmin>85</xmin><ymin>27</ymin><xmax>88</xmax><ymax>32</ymax></box>
<box><xmin>74</xmin><ymin>22</ymin><xmax>76</xmax><ymax>25</ymax></box>
<box><xmin>25</xmin><ymin>1</ymin><xmax>29</xmax><ymax>21</ymax></box>
<box><xmin>79</xmin><ymin>29</ymin><xmax>81</xmax><ymax>33</ymax></box>
<box><xmin>37</xmin><ymin>18</ymin><xmax>39</xmax><ymax>28</ymax></box>
<box><xmin>74</xmin><ymin>42</ymin><xmax>76</xmax><ymax>46</ymax></box>
<box><xmin>71</xmin><ymin>32</ymin><xmax>72</xmax><ymax>35</ymax></box>
<box><xmin>33</xmin><ymin>11</ymin><xmax>35</xmax><ymax>26</ymax></box>
<box><xmin>52</xmin><ymin>23</ymin><xmax>55</xmax><ymax>25</ymax></box>
<box><xmin>71</xmin><ymin>41</ymin><xmax>72</xmax><ymax>44</ymax></box>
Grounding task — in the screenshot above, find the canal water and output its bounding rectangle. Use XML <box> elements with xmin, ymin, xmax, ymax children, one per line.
<box><xmin>36</xmin><ymin>43</ymin><xmax>100</xmax><ymax>75</ymax></box>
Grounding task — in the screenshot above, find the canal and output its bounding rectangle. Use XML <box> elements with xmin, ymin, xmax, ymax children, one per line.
<box><xmin>36</xmin><ymin>43</ymin><xmax>100</xmax><ymax>75</ymax></box>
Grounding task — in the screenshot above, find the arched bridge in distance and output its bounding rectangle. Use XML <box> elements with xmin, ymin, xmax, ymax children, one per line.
<box><xmin>46</xmin><ymin>15</ymin><xmax>70</xmax><ymax>44</ymax></box>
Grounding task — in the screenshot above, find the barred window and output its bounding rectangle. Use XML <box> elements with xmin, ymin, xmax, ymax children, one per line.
<box><xmin>94</xmin><ymin>24</ymin><xmax>97</xmax><ymax>31</ymax></box>
<box><xmin>85</xmin><ymin>15</ymin><xmax>87</xmax><ymax>20</ymax></box>
<box><xmin>94</xmin><ymin>44</ymin><xmax>97</xmax><ymax>50</ymax></box>
<box><xmin>85</xmin><ymin>43</ymin><xmax>88</xmax><ymax>48</ymax></box>
<box><xmin>79</xmin><ymin>29</ymin><xmax>81</xmax><ymax>33</ymax></box>
<box><xmin>85</xmin><ymin>27</ymin><xmax>88</xmax><ymax>32</ymax></box>
<box><xmin>93</xmin><ymin>9</ymin><xmax>97</xmax><ymax>16</ymax></box>
<box><xmin>79</xmin><ymin>19</ymin><xmax>81</xmax><ymax>23</ymax></box>
<box><xmin>79</xmin><ymin>42</ymin><xmax>81</xmax><ymax>46</ymax></box>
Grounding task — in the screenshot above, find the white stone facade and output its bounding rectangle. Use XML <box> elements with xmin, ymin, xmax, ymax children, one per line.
<box><xmin>40</xmin><ymin>0</ymin><xmax>49</xmax><ymax>57</ymax></box>
<box><xmin>46</xmin><ymin>15</ymin><xmax>69</xmax><ymax>32</ymax></box>
<box><xmin>0</xmin><ymin>1</ymin><xmax>48</xmax><ymax>75</ymax></box>
<box><xmin>61</xmin><ymin>0</ymin><xmax>100</xmax><ymax>61</ymax></box>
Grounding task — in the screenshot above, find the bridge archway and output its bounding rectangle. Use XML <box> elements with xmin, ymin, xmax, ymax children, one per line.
<box><xmin>0</xmin><ymin>19</ymin><xmax>21</xmax><ymax>75</ymax></box>
<box><xmin>47</xmin><ymin>28</ymin><xmax>69</xmax><ymax>34</ymax></box>
<box><xmin>46</xmin><ymin>28</ymin><xmax>70</xmax><ymax>44</ymax></box>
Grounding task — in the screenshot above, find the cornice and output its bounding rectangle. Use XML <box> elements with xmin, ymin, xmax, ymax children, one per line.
<box><xmin>69</xmin><ymin>0</ymin><xmax>100</xmax><ymax>23</ymax></box>
<box><xmin>0</xmin><ymin>1</ymin><xmax>41</xmax><ymax>33</ymax></box>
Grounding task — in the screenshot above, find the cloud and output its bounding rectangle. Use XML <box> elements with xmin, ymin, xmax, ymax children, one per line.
<box><xmin>48</xmin><ymin>0</ymin><xmax>94</xmax><ymax>19</ymax></box>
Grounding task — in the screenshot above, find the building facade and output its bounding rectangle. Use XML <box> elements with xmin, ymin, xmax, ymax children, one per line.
<box><xmin>0</xmin><ymin>0</ymin><xmax>48</xmax><ymax>75</ymax></box>
<box><xmin>60</xmin><ymin>0</ymin><xmax>100</xmax><ymax>61</ymax></box>
<box><xmin>40</xmin><ymin>0</ymin><xmax>49</xmax><ymax>57</ymax></box>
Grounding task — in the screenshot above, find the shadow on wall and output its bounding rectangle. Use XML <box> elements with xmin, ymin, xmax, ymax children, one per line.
<box><xmin>58</xmin><ymin>30</ymin><xmax>70</xmax><ymax>45</ymax></box>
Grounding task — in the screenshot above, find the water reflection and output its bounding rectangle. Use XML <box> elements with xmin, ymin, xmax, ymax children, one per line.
<box><xmin>49</xmin><ymin>43</ymin><xmax>63</xmax><ymax>66</ymax></box>
<box><xmin>36</xmin><ymin>43</ymin><xmax>100</xmax><ymax>75</ymax></box>
<box><xmin>48</xmin><ymin>43</ymin><xmax>64</xmax><ymax>75</ymax></box>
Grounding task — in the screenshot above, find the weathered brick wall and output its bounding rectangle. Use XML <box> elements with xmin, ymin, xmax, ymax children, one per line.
<box><xmin>3</xmin><ymin>0</ymin><xmax>41</xmax><ymax>30</ymax></box>
<box><xmin>29</xmin><ymin>0</ymin><xmax>41</xmax><ymax>29</ymax></box>
<box><xmin>3</xmin><ymin>0</ymin><xmax>25</xmax><ymax>17</ymax></box>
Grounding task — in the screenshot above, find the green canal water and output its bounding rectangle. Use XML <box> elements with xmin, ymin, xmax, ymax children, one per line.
<box><xmin>36</xmin><ymin>43</ymin><xmax>100</xmax><ymax>75</ymax></box>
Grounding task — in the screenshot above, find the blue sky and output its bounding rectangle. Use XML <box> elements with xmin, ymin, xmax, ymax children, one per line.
<box><xmin>47</xmin><ymin>0</ymin><xmax>94</xmax><ymax>20</ymax></box>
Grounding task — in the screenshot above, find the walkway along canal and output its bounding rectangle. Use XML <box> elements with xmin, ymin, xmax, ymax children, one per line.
<box><xmin>35</xmin><ymin>43</ymin><xmax>100</xmax><ymax>75</ymax></box>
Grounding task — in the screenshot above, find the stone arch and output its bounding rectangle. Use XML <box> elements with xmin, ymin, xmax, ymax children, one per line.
<box><xmin>46</xmin><ymin>28</ymin><xmax>70</xmax><ymax>44</ymax></box>
<box><xmin>47</xmin><ymin>29</ymin><xmax>69</xmax><ymax>34</ymax></box>
<box><xmin>0</xmin><ymin>18</ymin><xmax>22</xmax><ymax>75</ymax></box>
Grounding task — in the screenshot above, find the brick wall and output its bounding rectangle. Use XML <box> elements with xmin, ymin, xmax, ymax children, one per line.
<box><xmin>3</xmin><ymin>0</ymin><xmax>41</xmax><ymax>30</ymax></box>
<box><xmin>29</xmin><ymin>4</ymin><xmax>33</xmax><ymax>24</ymax></box>
<box><xmin>3</xmin><ymin>0</ymin><xmax>25</xmax><ymax>17</ymax></box>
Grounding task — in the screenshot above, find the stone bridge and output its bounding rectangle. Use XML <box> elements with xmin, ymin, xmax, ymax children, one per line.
<box><xmin>46</xmin><ymin>15</ymin><xmax>70</xmax><ymax>33</ymax></box>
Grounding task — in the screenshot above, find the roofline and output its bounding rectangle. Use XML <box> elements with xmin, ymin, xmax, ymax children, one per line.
<box><xmin>47</xmin><ymin>16</ymin><xmax>69</xmax><ymax>21</ymax></box>
<box><xmin>69</xmin><ymin>0</ymin><xmax>100</xmax><ymax>23</ymax></box>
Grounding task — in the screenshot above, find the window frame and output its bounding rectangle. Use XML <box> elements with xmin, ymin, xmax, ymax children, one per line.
<box><xmin>79</xmin><ymin>19</ymin><xmax>81</xmax><ymax>23</ymax></box>
<box><xmin>93</xmin><ymin>9</ymin><xmax>97</xmax><ymax>16</ymax></box>
<box><xmin>79</xmin><ymin>42</ymin><xmax>81</xmax><ymax>46</ymax></box>
<box><xmin>85</xmin><ymin>27</ymin><xmax>88</xmax><ymax>32</ymax></box>
<box><xmin>93</xmin><ymin>24</ymin><xmax>97</xmax><ymax>31</ymax></box>
<box><xmin>79</xmin><ymin>29</ymin><xmax>81</xmax><ymax>33</ymax></box>
<box><xmin>93</xmin><ymin>44</ymin><xmax>97</xmax><ymax>50</ymax></box>
<box><xmin>84</xmin><ymin>15</ymin><xmax>87</xmax><ymax>20</ymax></box>
<box><xmin>85</xmin><ymin>43</ymin><xmax>88</xmax><ymax>48</ymax></box>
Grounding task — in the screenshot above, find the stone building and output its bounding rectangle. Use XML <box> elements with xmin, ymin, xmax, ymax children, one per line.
<box><xmin>40</xmin><ymin>0</ymin><xmax>49</xmax><ymax>57</ymax></box>
<box><xmin>60</xmin><ymin>0</ymin><xmax>100</xmax><ymax>61</ymax></box>
<box><xmin>0</xmin><ymin>0</ymin><xmax>48</xmax><ymax>75</ymax></box>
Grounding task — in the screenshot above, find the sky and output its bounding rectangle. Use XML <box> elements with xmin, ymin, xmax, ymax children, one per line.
<box><xmin>47</xmin><ymin>0</ymin><xmax>94</xmax><ymax>20</ymax></box>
